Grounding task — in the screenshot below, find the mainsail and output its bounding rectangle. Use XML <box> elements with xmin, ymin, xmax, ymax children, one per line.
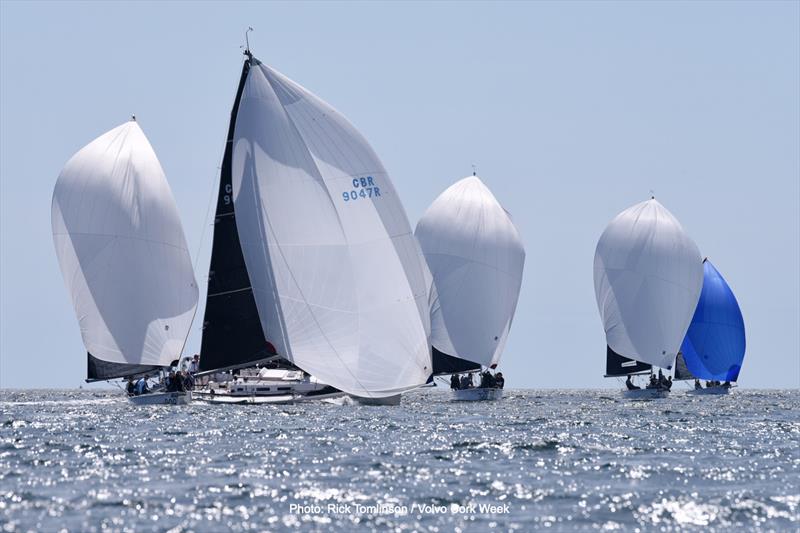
<box><xmin>415</xmin><ymin>176</ymin><xmax>526</xmax><ymax>373</ymax></box>
<box><xmin>230</xmin><ymin>55</ymin><xmax>432</xmax><ymax>398</ymax></box>
<box><xmin>199</xmin><ymin>57</ymin><xmax>273</xmax><ymax>373</ymax></box>
<box><xmin>680</xmin><ymin>259</ymin><xmax>746</xmax><ymax>381</ymax></box>
<box><xmin>594</xmin><ymin>198</ymin><xmax>703</xmax><ymax>369</ymax></box>
<box><xmin>52</xmin><ymin>120</ymin><xmax>199</xmax><ymax>381</ymax></box>
<box><xmin>605</xmin><ymin>345</ymin><xmax>652</xmax><ymax>377</ymax></box>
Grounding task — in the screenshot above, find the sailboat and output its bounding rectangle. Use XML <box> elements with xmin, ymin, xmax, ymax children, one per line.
<box><xmin>193</xmin><ymin>48</ymin><xmax>433</xmax><ymax>403</ymax></box>
<box><xmin>594</xmin><ymin>198</ymin><xmax>703</xmax><ymax>399</ymax></box>
<box><xmin>52</xmin><ymin>119</ymin><xmax>199</xmax><ymax>405</ymax></box>
<box><xmin>674</xmin><ymin>259</ymin><xmax>745</xmax><ymax>395</ymax></box>
<box><xmin>415</xmin><ymin>175</ymin><xmax>525</xmax><ymax>401</ymax></box>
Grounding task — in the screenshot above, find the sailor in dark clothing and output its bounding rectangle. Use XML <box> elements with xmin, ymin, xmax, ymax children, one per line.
<box><xmin>722</xmin><ymin>381</ymin><xmax>731</xmax><ymax>389</ymax></box>
<box><xmin>666</xmin><ymin>376</ymin><xmax>673</xmax><ymax>390</ymax></box>
<box><xmin>625</xmin><ymin>375</ymin><xmax>640</xmax><ymax>390</ymax></box>
<box><xmin>450</xmin><ymin>374</ymin><xmax>460</xmax><ymax>390</ymax></box>
<box><xmin>494</xmin><ymin>372</ymin><xmax>505</xmax><ymax>389</ymax></box>
<box><xmin>460</xmin><ymin>373</ymin><xmax>472</xmax><ymax>389</ymax></box>
<box><xmin>694</xmin><ymin>379</ymin><xmax>702</xmax><ymax>390</ymax></box>
<box><xmin>182</xmin><ymin>370</ymin><xmax>194</xmax><ymax>391</ymax></box>
<box><xmin>126</xmin><ymin>377</ymin><xmax>135</xmax><ymax>396</ymax></box>
<box><xmin>480</xmin><ymin>371</ymin><xmax>496</xmax><ymax>389</ymax></box>
<box><xmin>647</xmin><ymin>374</ymin><xmax>658</xmax><ymax>389</ymax></box>
<box><xmin>166</xmin><ymin>371</ymin><xmax>185</xmax><ymax>392</ymax></box>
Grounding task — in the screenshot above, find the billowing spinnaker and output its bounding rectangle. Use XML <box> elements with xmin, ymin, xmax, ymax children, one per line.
<box><xmin>415</xmin><ymin>176</ymin><xmax>526</xmax><ymax>367</ymax></box>
<box><xmin>680</xmin><ymin>259</ymin><xmax>745</xmax><ymax>381</ymax></box>
<box><xmin>51</xmin><ymin>121</ymin><xmax>199</xmax><ymax>378</ymax></box>
<box><xmin>593</xmin><ymin>198</ymin><xmax>702</xmax><ymax>369</ymax></box>
<box><xmin>231</xmin><ymin>60</ymin><xmax>431</xmax><ymax>398</ymax></box>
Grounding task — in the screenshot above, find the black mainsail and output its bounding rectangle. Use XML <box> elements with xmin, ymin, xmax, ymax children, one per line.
<box><xmin>604</xmin><ymin>345</ymin><xmax>652</xmax><ymax>377</ymax></box>
<box><xmin>198</xmin><ymin>54</ymin><xmax>275</xmax><ymax>373</ymax></box>
<box><xmin>432</xmin><ymin>348</ymin><xmax>481</xmax><ymax>375</ymax></box>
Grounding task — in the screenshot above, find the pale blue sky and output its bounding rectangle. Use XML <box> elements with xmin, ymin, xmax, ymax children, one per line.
<box><xmin>1</xmin><ymin>1</ymin><xmax>798</xmax><ymax>389</ymax></box>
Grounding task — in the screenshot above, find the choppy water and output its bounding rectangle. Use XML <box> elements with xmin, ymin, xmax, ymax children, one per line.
<box><xmin>0</xmin><ymin>389</ymin><xmax>798</xmax><ymax>531</ymax></box>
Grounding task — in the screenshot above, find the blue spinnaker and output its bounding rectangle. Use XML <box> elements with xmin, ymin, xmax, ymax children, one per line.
<box><xmin>680</xmin><ymin>259</ymin><xmax>746</xmax><ymax>381</ymax></box>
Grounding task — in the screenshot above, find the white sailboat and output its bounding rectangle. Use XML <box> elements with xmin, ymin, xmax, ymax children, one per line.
<box><xmin>594</xmin><ymin>198</ymin><xmax>703</xmax><ymax>399</ymax></box>
<box><xmin>194</xmin><ymin>48</ymin><xmax>433</xmax><ymax>402</ymax></box>
<box><xmin>52</xmin><ymin>119</ymin><xmax>199</xmax><ymax>405</ymax></box>
<box><xmin>415</xmin><ymin>175</ymin><xmax>525</xmax><ymax>401</ymax></box>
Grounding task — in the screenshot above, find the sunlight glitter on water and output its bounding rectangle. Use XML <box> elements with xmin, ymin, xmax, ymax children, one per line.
<box><xmin>0</xmin><ymin>389</ymin><xmax>798</xmax><ymax>531</ymax></box>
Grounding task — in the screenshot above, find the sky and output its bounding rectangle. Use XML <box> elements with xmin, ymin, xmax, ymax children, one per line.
<box><xmin>1</xmin><ymin>1</ymin><xmax>798</xmax><ymax>389</ymax></box>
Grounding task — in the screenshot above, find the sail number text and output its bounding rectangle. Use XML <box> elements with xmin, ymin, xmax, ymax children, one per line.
<box><xmin>342</xmin><ymin>176</ymin><xmax>381</xmax><ymax>202</ymax></box>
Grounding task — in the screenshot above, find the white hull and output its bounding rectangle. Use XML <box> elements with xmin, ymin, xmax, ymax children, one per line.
<box><xmin>623</xmin><ymin>388</ymin><xmax>670</xmax><ymax>399</ymax></box>
<box><xmin>452</xmin><ymin>388</ymin><xmax>503</xmax><ymax>401</ymax></box>
<box><xmin>128</xmin><ymin>391</ymin><xmax>192</xmax><ymax>405</ymax></box>
<box><xmin>350</xmin><ymin>394</ymin><xmax>402</xmax><ymax>406</ymax></box>
<box><xmin>193</xmin><ymin>389</ymin><xmax>343</xmax><ymax>405</ymax></box>
<box><xmin>194</xmin><ymin>368</ymin><xmax>343</xmax><ymax>405</ymax></box>
<box><xmin>687</xmin><ymin>386</ymin><xmax>731</xmax><ymax>396</ymax></box>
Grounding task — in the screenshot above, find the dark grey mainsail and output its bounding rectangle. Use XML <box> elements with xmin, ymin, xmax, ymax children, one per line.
<box><xmin>673</xmin><ymin>352</ymin><xmax>695</xmax><ymax>381</ymax></box>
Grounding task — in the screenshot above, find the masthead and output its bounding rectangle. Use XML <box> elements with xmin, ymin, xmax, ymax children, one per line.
<box><xmin>244</xmin><ymin>26</ymin><xmax>254</xmax><ymax>58</ymax></box>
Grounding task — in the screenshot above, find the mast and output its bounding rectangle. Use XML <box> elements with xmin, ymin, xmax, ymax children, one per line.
<box><xmin>198</xmin><ymin>53</ymin><xmax>275</xmax><ymax>373</ymax></box>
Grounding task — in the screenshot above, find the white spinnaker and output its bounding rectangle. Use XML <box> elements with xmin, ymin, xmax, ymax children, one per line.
<box><xmin>51</xmin><ymin>121</ymin><xmax>199</xmax><ymax>371</ymax></box>
<box><xmin>231</xmin><ymin>60</ymin><xmax>431</xmax><ymax>398</ymax></box>
<box><xmin>593</xmin><ymin>198</ymin><xmax>703</xmax><ymax>369</ymax></box>
<box><xmin>415</xmin><ymin>176</ymin><xmax>526</xmax><ymax>367</ymax></box>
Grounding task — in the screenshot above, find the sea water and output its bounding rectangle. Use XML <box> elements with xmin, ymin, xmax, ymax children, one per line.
<box><xmin>0</xmin><ymin>389</ymin><xmax>797</xmax><ymax>531</ymax></box>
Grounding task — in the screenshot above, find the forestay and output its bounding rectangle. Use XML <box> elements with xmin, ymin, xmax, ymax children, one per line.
<box><xmin>680</xmin><ymin>259</ymin><xmax>746</xmax><ymax>381</ymax></box>
<box><xmin>415</xmin><ymin>176</ymin><xmax>526</xmax><ymax>368</ymax></box>
<box><xmin>51</xmin><ymin>120</ymin><xmax>199</xmax><ymax>380</ymax></box>
<box><xmin>231</xmin><ymin>59</ymin><xmax>431</xmax><ymax>398</ymax></box>
<box><xmin>593</xmin><ymin>198</ymin><xmax>702</xmax><ymax>369</ymax></box>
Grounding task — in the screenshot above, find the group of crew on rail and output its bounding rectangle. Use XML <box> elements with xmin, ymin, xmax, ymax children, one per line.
<box><xmin>126</xmin><ymin>354</ymin><xmax>201</xmax><ymax>396</ymax></box>
<box><xmin>625</xmin><ymin>370</ymin><xmax>673</xmax><ymax>391</ymax></box>
<box><xmin>624</xmin><ymin>369</ymin><xmax>732</xmax><ymax>391</ymax></box>
<box><xmin>693</xmin><ymin>379</ymin><xmax>732</xmax><ymax>390</ymax></box>
<box><xmin>449</xmin><ymin>370</ymin><xmax>505</xmax><ymax>390</ymax></box>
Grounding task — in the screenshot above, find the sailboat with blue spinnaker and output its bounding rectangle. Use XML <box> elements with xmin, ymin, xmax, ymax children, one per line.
<box><xmin>674</xmin><ymin>259</ymin><xmax>745</xmax><ymax>395</ymax></box>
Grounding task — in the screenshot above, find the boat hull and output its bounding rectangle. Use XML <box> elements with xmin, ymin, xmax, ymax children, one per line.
<box><xmin>687</xmin><ymin>386</ymin><xmax>731</xmax><ymax>396</ymax></box>
<box><xmin>622</xmin><ymin>388</ymin><xmax>669</xmax><ymax>399</ymax></box>
<box><xmin>452</xmin><ymin>388</ymin><xmax>503</xmax><ymax>401</ymax></box>
<box><xmin>128</xmin><ymin>391</ymin><xmax>192</xmax><ymax>405</ymax></box>
<box><xmin>193</xmin><ymin>389</ymin><xmax>342</xmax><ymax>405</ymax></box>
<box><xmin>350</xmin><ymin>394</ymin><xmax>402</xmax><ymax>406</ymax></box>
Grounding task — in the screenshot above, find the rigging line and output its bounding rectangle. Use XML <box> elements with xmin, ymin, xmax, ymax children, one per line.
<box><xmin>192</xmin><ymin>131</ymin><xmax>229</xmax><ymax>273</ymax></box>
